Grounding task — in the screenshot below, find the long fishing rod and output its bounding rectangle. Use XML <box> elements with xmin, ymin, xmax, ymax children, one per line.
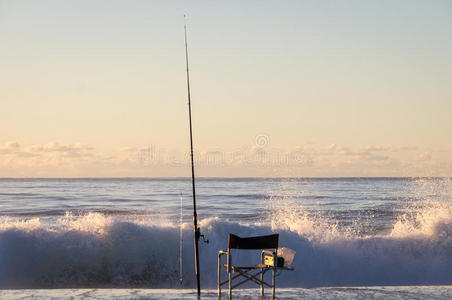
<box><xmin>184</xmin><ymin>15</ymin><xmax>201</xmax><ymax>296</ymax></box>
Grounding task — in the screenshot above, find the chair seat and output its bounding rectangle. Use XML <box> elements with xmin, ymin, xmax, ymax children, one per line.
<box><xmin>222</xmin><ymin>264</ymin><xmax>270</xmax><ymax>270</ymax></box>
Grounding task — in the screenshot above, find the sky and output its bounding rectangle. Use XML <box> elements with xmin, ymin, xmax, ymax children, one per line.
<box><xmin>1</xmin><ymin>0</ymin><xmax>452</xmax><ymax>177</ymax></box>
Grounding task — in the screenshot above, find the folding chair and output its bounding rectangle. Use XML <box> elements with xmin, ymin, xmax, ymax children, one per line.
<box><xmin>218</xmin><ymin>233</ymin><xmax>294</xmax><ymax>298</ymax></box>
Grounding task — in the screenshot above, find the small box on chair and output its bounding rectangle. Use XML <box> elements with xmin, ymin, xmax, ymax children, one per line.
<box><xmin>265</xmin><ymin>256</ymin><xmax>284</xmax><ymax>267</ymax></box>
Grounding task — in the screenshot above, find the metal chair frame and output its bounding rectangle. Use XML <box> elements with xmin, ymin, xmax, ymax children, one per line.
<box><xmin>217</xmin><ymin>234</ymin><xmax>292</xmax><ymax>298</ymax></box>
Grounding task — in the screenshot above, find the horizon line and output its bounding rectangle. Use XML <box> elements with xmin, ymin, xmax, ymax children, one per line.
<box><xmin>0</xmin><ymin>176</ymin><xmax>450</xmax><ymax>180</ymax></box>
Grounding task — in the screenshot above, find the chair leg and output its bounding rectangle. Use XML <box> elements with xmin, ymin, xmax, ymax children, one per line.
<box><xmin>218</xmin><ymin>254</ymin><xmax>221</xmax><ymax>295</ymax></box>
<box><xmin>272</xmin><ymin>266</ymin><xmax>276</xmax><ymax>299</ymax></box>
<box><xmin>261</xmin><ymin>252</ymin><xmax>265</xmax><ymax>296</ymax></box>
<box><xmin>228</xmin><ymin>274</ymin><xmax>232</xmax><ymax>297</ymax></box>
<box><xmin>228</xmin><ymin>252</ymin><xmax>232</xmax><ymax>298</ymax></box>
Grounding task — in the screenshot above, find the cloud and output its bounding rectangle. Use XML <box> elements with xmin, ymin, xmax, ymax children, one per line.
<box><xmin>27</xmin><ymin>142</ymin><xmax>93</xmax><ymax>153</ymax></box>
<box><xmin>368</xmin><ymin>155</ymin><xmax>389</xmax><ymax>161</ymax></box>
<box><xmin>0</xmin><ymin>141</ymin><xmax>450</xmax><ymax>177</ymax></box>
<box><xmin>15</xmin><ymin>151</ymin><xmax>40</xmax><ymax>158</ymax></box>
<box><xmin>418</xmin><ymin>152</ymin><xmax>432</xmax><ymax>161</ymax></box>
<box><xmin>0</xmin><ymin>141</ymin><xmax>20</xmax><ymax>154</ymax></box>
<box><xmin>359</xmin><ymin>145</ymin><xmax>418</xmax><ymax>155</ymax></box>
<box><xmin>326</xmin><ymin>143</ymin><xmax>353</xmax><ymax>155</ymax></box>
<box><xmin>119</xmin><ymin>146</ymin><xmax>140</xmax><ymax>153</ymax></box>
<box><xmin>362</xmin><ymin>146</ymin><xmax>390</xmax><ymax>152</ymax></box>
<box><xmin>390</xmin><ymin>146</ymin><xmax>418</xmax><ymax>152</ymax></box>
<box><xmin>22</xmin><ymin>142</ymin><xmax>95</xmax><ymax>159</ymax></box>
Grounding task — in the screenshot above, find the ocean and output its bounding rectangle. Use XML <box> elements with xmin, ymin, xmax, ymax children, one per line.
<box><xmin>0</xmin><ymin>177</ymin><xmax>451</xmax><ymax>299</ymax></box>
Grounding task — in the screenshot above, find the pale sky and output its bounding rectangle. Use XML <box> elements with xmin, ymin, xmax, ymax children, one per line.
<box><xmin>1</xmin><ymin>0</ymin><xmax>452</xmax><ymax>177</ymax></box>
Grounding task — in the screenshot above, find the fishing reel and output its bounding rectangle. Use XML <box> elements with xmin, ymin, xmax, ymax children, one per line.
<box><xmin>195</xmin><ymin>227</ymin><xmax>209</xmax><ymax>244</ymax></box>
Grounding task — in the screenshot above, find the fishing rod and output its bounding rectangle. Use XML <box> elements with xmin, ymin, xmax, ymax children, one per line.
<box><xmin>184</xmin><ymin>15</ymin><xmax>201</xmax><ymax>296</ymax></box>
<box><xmin>179</xmin><ymin>193</ymin><xmax>183</xmax><ymax>286</ymax></box>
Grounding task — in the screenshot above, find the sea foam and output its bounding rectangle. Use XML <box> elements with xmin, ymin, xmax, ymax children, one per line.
<box><xmin>0</xmin><ymin>199</ymin><xmax>451</xmax><ymax>288</ymax></box>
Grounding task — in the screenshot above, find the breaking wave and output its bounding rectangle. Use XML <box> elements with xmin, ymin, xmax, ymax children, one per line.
<box><xmin>0</xmin><ymin>200</ymin><xmax>451</xmax><ymax>288</ymax></box>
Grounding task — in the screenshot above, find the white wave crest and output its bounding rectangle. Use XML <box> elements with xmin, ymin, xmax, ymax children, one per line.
<box><xmin>1</xmin><ymin>202</ymin><xmax>451</xmax><ymax>288</ymax></box>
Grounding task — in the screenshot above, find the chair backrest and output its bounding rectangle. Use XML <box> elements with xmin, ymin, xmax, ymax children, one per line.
<box><xmin>228</xmin><ymin>233</ymin><xmax>278</xmax><ymax>250</ymax></box>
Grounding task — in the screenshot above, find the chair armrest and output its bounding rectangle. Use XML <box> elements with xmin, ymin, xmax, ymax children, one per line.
<box><xmin>218</xmin><ymin>250</ymin><xmax>228</xmax><ymax>271</ymax></box>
